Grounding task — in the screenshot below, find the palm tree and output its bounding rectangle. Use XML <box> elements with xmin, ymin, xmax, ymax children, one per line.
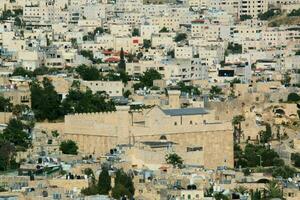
<box><xmin>234</xmin><ymin>186</ymin><xmax>248</xmax><ymax>195</ymax></box>
<box><xmin>264</xmin><ymin>181</ymin><xmax>283</xmax><ymax>199</ymax></box>
<box><xmin>232</xmin><ymin>115</ymin><xmax>245</xmax><ymax>143</ymax></box>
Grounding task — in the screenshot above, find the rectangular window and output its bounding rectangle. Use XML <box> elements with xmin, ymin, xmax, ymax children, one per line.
<box><xmin>187</xmin><ymin>147</ymin><xmax>203</xmax><ymax>152</ymax></box>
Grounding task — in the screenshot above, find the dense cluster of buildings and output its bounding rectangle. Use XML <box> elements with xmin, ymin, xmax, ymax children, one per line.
<box><xmin>1</xmin><ymin>0</ymin><xmax>300</xmax><ymax>199</ymax></box>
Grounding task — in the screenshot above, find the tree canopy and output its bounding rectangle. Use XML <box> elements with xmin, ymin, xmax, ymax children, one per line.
<box><xmin>177</xmin><ymin>81</ymin><xmax>201</xmax><ymax>96</ymax></box>
<box><xmin>258</xmin><ymin>9</ymin><xmax>281</xmax><ymax>20</ymax></box>
<box><xmin>118</xmin><ymin>48</ymin><xmax>126</xmax><ymax>71</ymax></box>
<box><xmin>59</xmin><ymin>140</ymin><xmax>78</xmax><ymax>155</ymax></box>
<box><xmin>235</xmin><ymin>144</ymin><xmax>283</xmax><ymax>168</ymax></box>
<box><xmin>98</xmin><ymin>167</ymin><xmax>111</xmax><ymax>195</ymax></box>
<box><xmin>292</xmin><ymin>153</ymin><xmax>300</xmax><ymax>168</ymax></box>
<box><xmin>139</xmin><ymin>68</ymin><xmax>162</xmax><ymax>88</ymax></box>
<box><xmin>240</xmin><ymin>15</ymin><xmax>252</xmax><ymax>21</ymax></box>
<box><xmin>132</xmin><ymin>28</ymin><xmax>139</xmax><ymax>36</ymax></box>
<box><xmin>0</xmin><ymin>96</ymin><xmax>12</xmax><ymax>112</ymax></box>
<box><xmin>76</xmin><ymin>65</ymin><xmax>100</xmax><ymax>81</ymax></box>
<box><xmin>112</xmin><ymin>169</ymin><xmax>135</xmax><ymax>199</ymax></box>
<box><xmin>174</xmin><ymin>33</ymin><xmax>187</xmax><ymax>42</ymax></box>
<box><xmin>62</xmin><ymin>86</ymin><xmax>116</xmax><ymax>114</ymax></box>
<box><xmin>227</xmin><ymin>42</ymin><xmax>242</xmax><ymax>54</ymax></box>
<box><xmin>0</xmin><ymin>118</ymin><xmax>31</xmax><ymax>171</ymax></box>
<box><xmin>143</xmin><ymin>39</ymin><xmax>151</xmax><ymax>49</ymax></box>
<box><xmin>287</xmin><ymin>92</ymin><xmax>300</xmax><ymax>102</ymax></box>
<box><xmin>166</xmin><ymin>153</ymin><xmax>183</xmax><ymax>168</ymax></box>
<box><xmin>30</xmin><ymin>78</ymin><xmax>63</xmax><ymax>121</ymax></box>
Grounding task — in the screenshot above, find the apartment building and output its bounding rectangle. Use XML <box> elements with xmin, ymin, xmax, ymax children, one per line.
<box><xmin>109</xmin><ymin>24</ymin><xmax>132</xmax><ymax>37</ymax></box>
<box><xmin>140</xmin><ymin>24</ymin><xmax>160</xmax><ymax>39</ymax></box>
<box><xmin>175</xmin><ymin>46</ymin><xmax>193</xmax><ymax>59</ymax></box>
<box><xmin>151</xmin><ymin>33</ymin><xmax>176</xmax><ymax>48</ymax></box>
<box><xmin>126</xmin><ymin>58</ymin><xmax>208</xmax><ymax>81</ymax></box>
<box><xmin>81</xmin><ymin>80</ymin><xmax>124</xmax><ymax>96</ymax></box>
<box><xmin>239</xmin><ymin>0</ymin><xmax>268</xmax><ymax>18</ymax></box>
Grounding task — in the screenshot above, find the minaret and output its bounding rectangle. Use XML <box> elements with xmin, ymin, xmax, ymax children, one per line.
<box><xmin>168</xmin><ymin>90</ymin><xmax>181</xmax><ymax>108</ymax></box>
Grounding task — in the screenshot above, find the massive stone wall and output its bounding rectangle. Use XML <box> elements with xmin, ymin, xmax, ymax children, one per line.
<box><xmin>132</xmin><ymin>123</ymin><xmax>234</xmax><ymax>169</ymax></box>
<box><xmin>63</xmin><ymin>108</ymin><xmax>234</xmax><ymax>169</ymax></box>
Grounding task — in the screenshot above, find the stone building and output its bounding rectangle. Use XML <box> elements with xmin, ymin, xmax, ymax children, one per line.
<box><xmin>64</xmin><ymin>106</ymin><xmax>234</xmax><ymax>169</ymax></box>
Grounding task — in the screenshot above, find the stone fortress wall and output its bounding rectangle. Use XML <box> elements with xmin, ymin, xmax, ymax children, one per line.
<box><xmin>63</xmin><ymin>106</ymin><xmax>234</xmax><ymax>169</ymax></box>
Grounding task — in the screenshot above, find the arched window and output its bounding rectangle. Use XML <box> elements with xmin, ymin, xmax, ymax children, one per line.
<box><xmin>160</xmin><ymin>135</ymin><xmax>167</xmax><ymax>140</ymax></box>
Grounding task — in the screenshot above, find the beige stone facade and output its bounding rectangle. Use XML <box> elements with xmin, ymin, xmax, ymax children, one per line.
<box><xmin>64</xmin><ymin>106</ymin><xmax>234</xmax><ymax>169</ymax></box>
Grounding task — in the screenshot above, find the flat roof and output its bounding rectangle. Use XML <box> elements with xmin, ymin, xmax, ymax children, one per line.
<box><xmin>162</xmin><ymin>107</ymin><xmax>209</xmax><ymax>116</ymax></box>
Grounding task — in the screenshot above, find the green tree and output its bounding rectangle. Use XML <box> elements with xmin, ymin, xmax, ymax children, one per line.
<box><xmin>167</xmin><ymin>49</ymin><xmax>175</xmax><ymax>58</ymax></box>
<box><xmin>14</xmin><ymin>16</ymin><xmax>22</xmax><ymax>27</ymax></box>
<box><xmin>33</xmin><ymin>66</ymin><xmax>49</xmax><ymax>76</ymax></box>
<box><xmin>13</xmin><ymin>9</ymin><xmax>23</xmax><ymax>16</ymax></box>
<box><xmin>251</xmin><ymin>189</ymin><xmax>262</xmax><ymax>200</ymax></box>
<box><xmin>240</xmin><ymin>15</ymin><xmax>252</xmax><ymax>21</ymax></box>
<box><xmin>272</xmin><ymin>165</ymin><xmax>296</xmax><ymax>179</ymax></box>
<box><xmin>83</xmin><ymin>32</ymin><xmax>94</xmax><ymax>41</ymax></box>
<box><xmin>209</xmin><ymin>85</ymin><xmax>223</xmax><ymax>98</ymax></box>
<box><xmin>235</xmin><ymin>144</ymin><xmax>284</xmax><ymax>168</ymax></box>
<box><xmin>258</xmin><ymin>9</ymin><xmax>281</xmax><ymax>20</ymax></box>
<box><xmin>112</xmin><ymin>184</ymin><xmax>132</xmax><ymax>199</ymax></box>
<box><xmin>159</xmin><ymin>27</ymin><xmax>169</xmax><ymax>33</ymax></box>
<box><xmin>287</xmin><ymin>92</ymin><xmax>300</xmax><ymax>102</ymax></box>
<box><xmin>118</xmin><ymin>48</ymin><xmax>126</xmax><ymax>71</ymax></box>
<box><xmin>291</xmin><ymin>153</ymin><xmax>300</xmax><ymax>167</ymax></box>
<box><xmin>0</xmin><ymin>141</ymin><xmax>16</xmax><ymax>171</ymax></box>
<box><xmin>84</xmin><ymin>168</ymin><xmax>94</xmax><ymax>177</ymax></box>
<box><xmin>123</xmin><ymin>90</ymin><xmax>132</xmax><ymax>98</ymax></box>
<box><xmin>0</xmin><ymin>10</ymin><xmax>15</xmax><ymax>20</ymax></box>
<box><xmin>213</xmin><ymin>192</ymin><xmax>230</xmax><ymax>200</ymax></box>
<box><xmin>76</xmin><ymin>64</ymin><xmax>100</xmax><ymax>81</ymax></box>
<box><xmin>143</xmin><ymin>39</ymin><xmax>151</xmax><ymax>49</ymax></box>
<box><xmin>0</xmin><ymin>96</ymin><xmax>12</xmax><ymax>112</ymax></box>
<box><xmin>132</xmin><ymin>28</ymin><xmax>139</xmax><ymax>36</ymax></box>
<box><xmin>81</xmin><ymin>185</ymin><xmax>99</xmax><ymax>196</ymax></box>
<box><xmin>71</xmin><ymin>38</ymin><xmax>77</xmax><ymax>48</ymax></box>
<box><xmin>230</xmin><ymin>78</ymin><xmax>241</xmax><ymax>87</ymax></box>
<box><xmin>12</xmin><ymin>104</ymin><xmax>30</xmax><ymax>119</ymax></box>
<box><xmin>166</xmin><ymin>153</ymin><xmax>183</xmax><ymax>168</ymax></box>
<box><xmin>2</xmin><ymin>118</ymin><xmax>31</xmax><ymax>150</ymax></box>
<box><xmin>174</xmin><ymin>33</ymin><xmax>187</xmax><ymax>42</ymax></box>
<box><xmin>177</xmin><ymin>81</ymin><xmax>201</xmax><ymax>96</ymax></box>
<box><xmin>139</xmin><ymin>68</ymin><xmax>162</xmax><ymax>88</ymax></box>
<box><xmin>93</xmin><ymin>27</ymin><xmax>104</xmax><ymax>36</ymax></box>
<box><xmin>232</xmin><ymin>115</ymin><xmax>245</xmax><ymax>143</ymax></box>
<box><xmin>30</xmin><ymin>78</ymin><xmax>62</xmax><ymax>121</ymax></box>
<box><xmin>80</xmin><ymin>50</ymin><xmax>94</xmax><ymax>61</ymax></box>
<box><xmin>62</xmin><ymin>88</ymin><xmax>116</xmax><ymax>114</ymax></box>
<box><xmin>234</xmin><ymin>186</ymin><xmax>248</xmax><ymax>195</ymax></box>
<box><xmin>12</xmin><ymin>67</ymin><xmax>33</xmax><ymax>77</ymax></box>
<box><xmin>264</xmin><ymin>181</ymin><xmax>283</xmax><ymax>199</ymax></box>
<box><xmin>227</xmin><ymin>42</ymin><xmax>242</xmax><ymax>54</ymax></box>
<box><xmin>59</xmin><ymin>140</ymin><xmax>78</xmax><ymax>155</ymax></box>
<box><xmin>288</xmin><ymin>8</ymin><xmax>300</xmax><ymax>16</ymax></box>
<box><xmin>260</xmin><ymin>123</ymin><xmax>272</xmax><ymax>144</ymax></box>
<box><xmin>51</xmin><ymin>130</ymin><xmax>59</xmax><ymax>138</ymax></box>
<box><xmin>105</xmin><ymin>70</ymin><xmax>130</xmax><ymax>84</ymax></box>
<box><xmin>281</xmin><ymin>72</ymin><xmax>291</xmax><ymax>86</ymax></box>
<box><xmin>98</xmin><ymin>167</ymin><xmax>111</xmax><ymax>194</ymax></box>
<box><xmin>234</xmin><ymin>144</ymin><xmax>246</xmax><ymax>168</ymax></box>
<box><xmin>114</xmin><ymin>170</ymin><xmax>134</xmax><ymax>197</ymax></box>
